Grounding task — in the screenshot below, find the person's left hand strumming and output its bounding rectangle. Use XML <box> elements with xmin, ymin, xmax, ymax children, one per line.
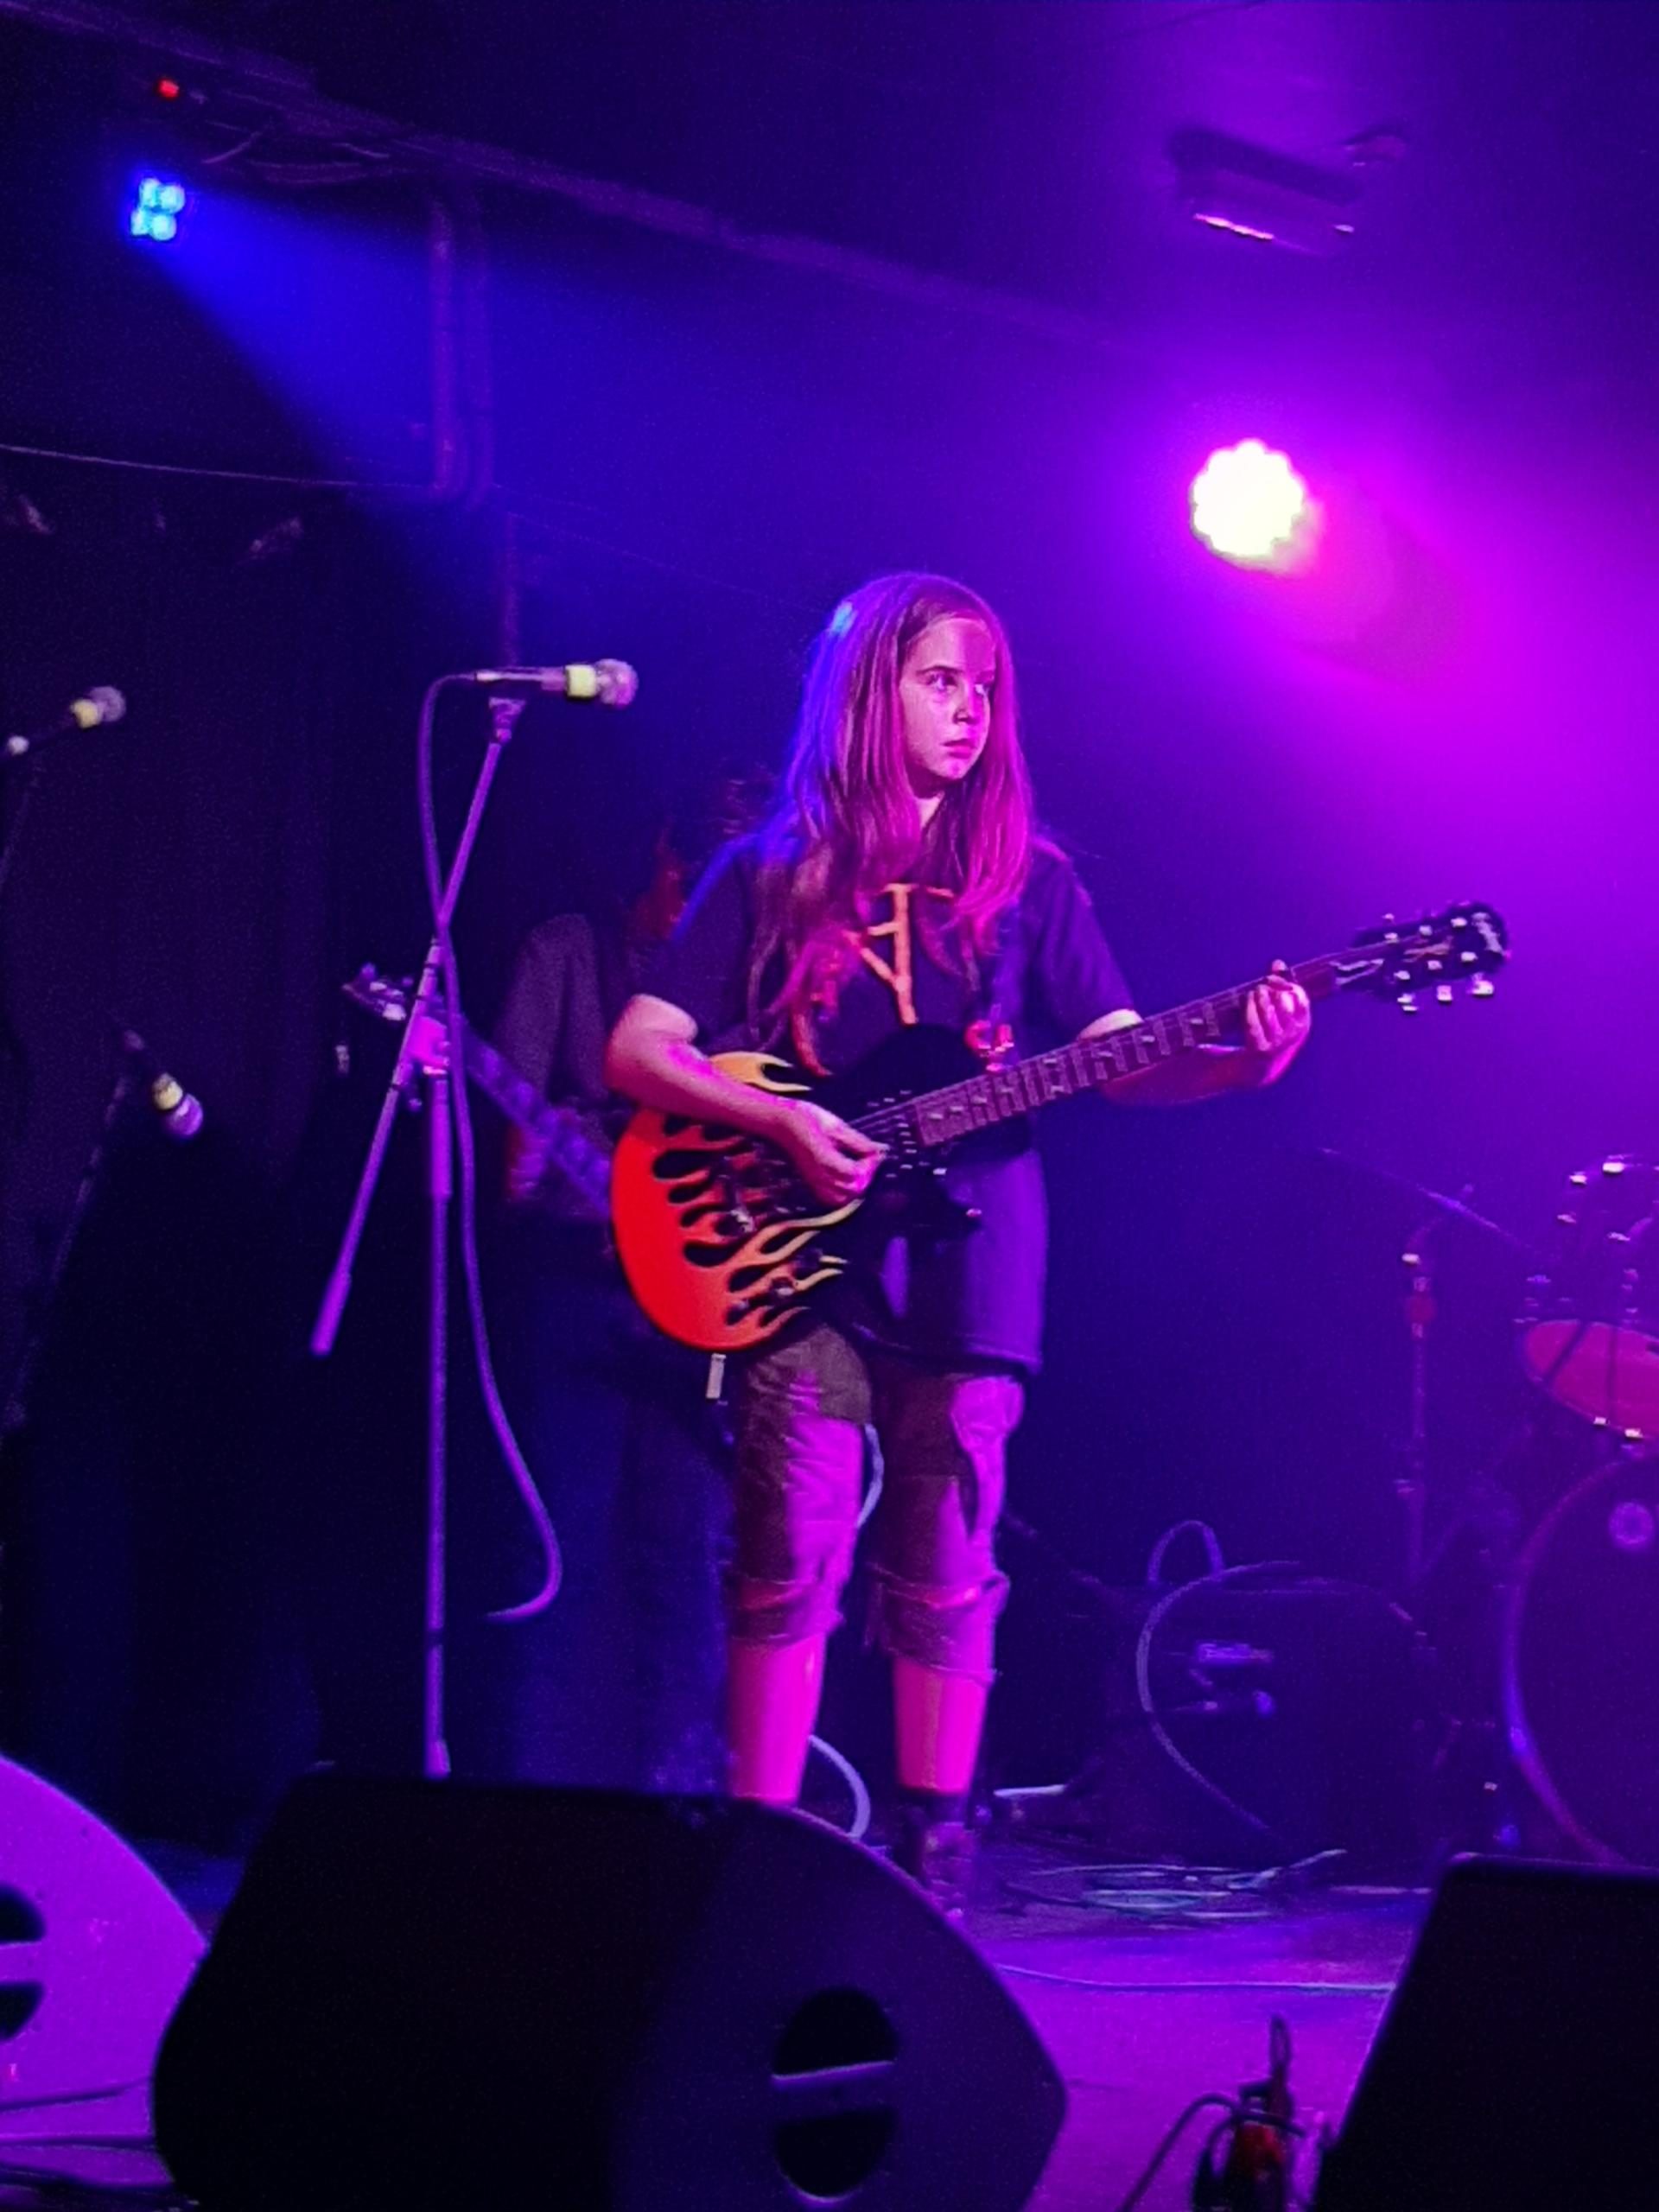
<box><xmin>1241</xmin><ymin>960</ymin><xmax>1313</xmax><ymax>1084</ymax></box>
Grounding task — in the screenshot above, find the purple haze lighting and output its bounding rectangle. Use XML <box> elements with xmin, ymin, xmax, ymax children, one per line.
<box><xmin>1190</xmin><ymin>439</ymin><xmax>1320</xmax><ymax>573</ymax></box>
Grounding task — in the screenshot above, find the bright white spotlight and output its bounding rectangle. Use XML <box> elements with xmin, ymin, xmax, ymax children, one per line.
<box><xmin>1190</xmin><ymin>439</ymin><xmax>1319</xmax><ymax>571</ymax></box>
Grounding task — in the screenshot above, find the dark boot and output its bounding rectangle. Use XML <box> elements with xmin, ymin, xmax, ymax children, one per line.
<box><xmin>890</xmin><ymin>1795</ymin><xmax>978</xmax><ymax>1923</ymax></box>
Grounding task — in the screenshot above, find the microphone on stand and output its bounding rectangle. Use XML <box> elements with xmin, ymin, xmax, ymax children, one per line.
<box><xmin>463</xmin><ymin>662</ymin><xmax>638</xmax><ymax>708</ymax></box>
<box><xmin>6</xmin><ymin>686</ymin><xmax>127</xmax><ymax>760</ymax></box>
<box><xmin>120</xmin><ymin>1029</ymin><xmax>204</xmax><ymax>1141</ymax></box>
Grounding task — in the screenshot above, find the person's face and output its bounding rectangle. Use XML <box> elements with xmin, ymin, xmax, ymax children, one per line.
<box><xmin>897</xmin><ymin>615</ymin><xmax>997</xmax><ymax>803</ymax></box>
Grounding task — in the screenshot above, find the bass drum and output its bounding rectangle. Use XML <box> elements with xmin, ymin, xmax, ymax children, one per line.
<box><xmin>1504</xmin><ymin>1456</ymin><xmax>1659</xmax><ymax>1864</ymax></box>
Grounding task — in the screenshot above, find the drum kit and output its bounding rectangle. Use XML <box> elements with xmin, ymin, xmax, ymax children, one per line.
<box><xmin>1378</xmin><ymin>1151</ymin><xmax>1659</xmax><ymax>1866</ymax></box>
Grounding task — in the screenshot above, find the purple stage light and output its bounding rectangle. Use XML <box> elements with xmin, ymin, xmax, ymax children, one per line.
<box><xmin>1190</xmin><ymin>439</ymin><xmax>1319</xmax><ymax>572</ymax></box>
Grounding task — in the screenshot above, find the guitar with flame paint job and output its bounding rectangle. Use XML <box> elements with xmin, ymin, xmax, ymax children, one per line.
<box><xmin>610</xmin><ymin>903</ymin><xmax>1510</xmax><ymax>1353</ymax></box>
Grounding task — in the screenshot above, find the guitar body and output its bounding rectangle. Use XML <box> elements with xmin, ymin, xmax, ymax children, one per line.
<box><xmin>610</xmin><ymin>1026</ymin><xmax>988</xmax><ymax>1353</ymax></box>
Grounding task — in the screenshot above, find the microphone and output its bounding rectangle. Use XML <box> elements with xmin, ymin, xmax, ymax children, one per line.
<box><xmin>464</xmin><ymin>662</ymin><xmax>638</xmax><ymax>708</ymax></box>
<box><xmin>120</xmin><ymin>1029</ymin><xmax>204</xmax><ymax>1141</ymax></box>
<box><xmin>6</xmin><ymin>686</ymin><xmax>127</xmax><ymax>760</ymax></box>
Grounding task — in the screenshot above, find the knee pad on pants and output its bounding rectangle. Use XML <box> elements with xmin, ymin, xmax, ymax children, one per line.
<box><xmin>725</xmin><ymin>1553</ymin><xmax>854</xmax><ymax>1645</ymax></box>
<box><xmin>867</xmin><ymin>1565</ymin><xmax>1011</xmax><ymax>1682</ymax></box>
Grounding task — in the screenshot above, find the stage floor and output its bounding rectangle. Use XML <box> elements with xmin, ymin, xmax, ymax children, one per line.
<box><xmin>7</xmin><ymin>1835</ymin><xmax>1418</xmax><ymax>2212</ymax></box>
<box><xmin>972</xmin><ymin>1842</ymin><xmax>1421</xmax><ymax>2211</ymax></box>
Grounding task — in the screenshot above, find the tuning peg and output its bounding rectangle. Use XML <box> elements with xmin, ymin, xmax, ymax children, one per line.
<box><xmin>1435</xmin><ymin>984</ymin><xmax>1454</xmax><ymax>1004</ymax></box>
<box><xmin>1397</xmin><ymin>991</ymin><xmax>1419</xmax><ymax>1014</ymax></box>
<box><xmin>1470</xmin><ymin>976</ymin><xmax>1496</xmax><ymax>998</ymax></box>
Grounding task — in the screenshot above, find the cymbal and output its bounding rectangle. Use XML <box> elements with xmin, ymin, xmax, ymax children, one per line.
<box><xmin>1311</xmin><ymin>1147</ymin><xmax>1535</xmax><ymax>1254</ymax></box>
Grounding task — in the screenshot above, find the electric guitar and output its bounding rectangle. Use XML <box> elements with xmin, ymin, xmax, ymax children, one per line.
<box><xmin>341</xmin><ymin>966</ymin><xmax>613</xmax><ymax>1221</ymax></box>
<box><xmin>609</xmin><ymin>902</ymin><xmax>1510</xmax><ymax>1352</ymax></box>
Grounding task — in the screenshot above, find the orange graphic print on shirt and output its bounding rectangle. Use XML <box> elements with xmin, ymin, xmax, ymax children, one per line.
<box><xmin>855</xmin><ymin>882</ymin><xmax>955</xmax><ymax>1026</ymax></box>
<box><xmin>861</xmin><ymin>886</ymin><xmax>1011</xmax><ymax>1065</ymax></box>
<box><xmin>788</xmin><ymin>884</ymin><xmax>1007</xmax><ymax>1072</ymax></box>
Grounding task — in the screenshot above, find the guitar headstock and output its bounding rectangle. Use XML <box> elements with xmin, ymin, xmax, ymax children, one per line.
<box><xmin>1340</xmin><ymin>902</ymin><xmax>1510</xmax><ymax>1013</ymax></box>
<box><xmin>341</xmin><ymin>963</ymin><xmax>414</xmax><ymax>1025</ymax></box>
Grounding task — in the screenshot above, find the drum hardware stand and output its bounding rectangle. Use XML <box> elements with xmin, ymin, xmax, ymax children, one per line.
<box><xmin>1397</xmin><ymin>1189</ymin><xmax>1535</xmax><ymax>1595</ymax></box>
<box><xmin>1397</xmin><ymin>1212</ymin><xmax>1440</xmax><ymax>1595</ymax></box>
<box><xmin>309</xmin><ymin>691</ymin><xmax>527</xmax><ymax>1782</ymax></box>
<box><xmin>1</xmin><ymin>1029</ymin><xmax>199</xmax><ymax>1446</ymax></box>
<box><xmin>1426</xmin><ymin>1455</ymin><xmax>1529</xmax><ymax>1857</ymax></box>
<box><xmin>1389</xmin><ymin>1195</ymin><xmax>1536</xmax><ymax>1857</ymax></box>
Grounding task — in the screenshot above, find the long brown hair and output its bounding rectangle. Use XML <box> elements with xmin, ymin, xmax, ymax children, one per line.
<box><xmin>753</xmin><ymin>572</ymin><xmax>1034</xmax><ymax>1047</ymax></box>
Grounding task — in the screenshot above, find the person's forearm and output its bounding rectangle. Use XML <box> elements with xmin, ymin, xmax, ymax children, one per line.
<box><xmin>604</xmin><ymin>1022</ymin><xmax>795</xmax><ymax>1141</ymax></box>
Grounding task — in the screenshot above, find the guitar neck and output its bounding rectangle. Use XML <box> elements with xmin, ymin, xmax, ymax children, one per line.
<box><xmin>860</xmin><ymin>950</ymin><xmax>1359</xmax><ymax>1154</ymax></box>
<box><xmin>456</xmin><ymin>1018</ymin><xmax>613</xmax><ymax>1217</ymax></box>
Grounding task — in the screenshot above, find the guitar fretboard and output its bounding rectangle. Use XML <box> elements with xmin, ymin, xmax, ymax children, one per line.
<box><xmin>855</xmin><ymin>949</ymin><xmax>1365</xmax><ymax>1152</ymax></box>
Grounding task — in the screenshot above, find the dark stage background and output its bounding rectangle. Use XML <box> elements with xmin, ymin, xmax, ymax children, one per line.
<box><xmin>0</xmin><ymin>3</ymin><xmax>1653</xmax><ymax>1851</ymax></box>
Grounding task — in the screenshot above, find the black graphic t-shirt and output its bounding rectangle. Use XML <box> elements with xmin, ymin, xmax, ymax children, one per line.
<box><xmin>643</xmin><ymin>836</ymin><xmax>1135</xmax><ymax>1370</ymax></box>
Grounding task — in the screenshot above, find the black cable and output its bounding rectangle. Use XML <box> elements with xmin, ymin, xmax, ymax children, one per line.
<box><xmin>0</xmin><ymin>435</ymin><xmax>402</xmax><ymax>493</ymax></box>
<box><xmin>0</xmin><ymin>2083</ymin><xmax>151</xmax><ymax>2117</ymax></box>
<box><xmin>1135</xmin><ymin>1560</ymin><xmax>1300</xmax><ymax>1845</ymax></box>
<box><xmin>1109</xmin><ymin>2094</ymin><xmax>1238</xmax><ymax>2212</ymax></box>
<box><xmin>1195</xmin><ymin>2110</ymin><xmax>1309</xmax><ymax>2196</ymax></box>
<box><xmin>1112</xmin><ymin>2094</ymin><xmax>1306</xmax><ymax>2212</ymax></box>
<box><xmin>415</xmin><ymin>678</ymin><xmax>561</xmax><ymax>1619</ymax></box>
<box><xmin>998</xmin><ymin>1962</ymin><xmax>1395</xmax><ymax>1998</ymax></box>
<box><xmin>1135</xmin><ymin>1564</ymin><xmax>1422</xmax><ymax>1851</ymax></box>
<box><xmin>0</xmin><ymin>2164</ymin><xmax>183</xmax><ymax>2211</ymax></box>
<box><xmin>994</xmin><ymin>1849</ymin><xmax>1357</xmax><ymax>1928</ymax></box>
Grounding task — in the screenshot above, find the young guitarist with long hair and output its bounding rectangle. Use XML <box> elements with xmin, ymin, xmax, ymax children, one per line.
<box><xmin>605</xmin><ymin>573</ymin><xmax>1311</xmax><ymax>1911</ymax></box>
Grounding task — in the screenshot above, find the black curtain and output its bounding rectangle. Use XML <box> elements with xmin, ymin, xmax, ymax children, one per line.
<box><xmin>0</xmin><ymin>476</ymin><xmax>505</xmax><ymax>1849</ymax></box>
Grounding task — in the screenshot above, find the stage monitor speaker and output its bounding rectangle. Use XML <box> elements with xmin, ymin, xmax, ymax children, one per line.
<box><xmin>153</xmin><ymin>1775</ymin><xmax>1065</xmax><ymax>2212</ymax></box>
<box><xmin>0</xmin><ymin>1753</ymin><xmax>204</xmax><ymax>2160</ymax></box>
<box><xmin>1314</xmin><ymin>1853</ymin><xmax>1659</xmax><ymax>2211</ymax></box>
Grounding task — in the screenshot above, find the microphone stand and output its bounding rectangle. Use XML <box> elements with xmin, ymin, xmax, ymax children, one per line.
<box><xmin>2</xmin><ymin>1047</ymin><xmax>143</xmax><ymax>1441</ymax></box>
<box><xmin>309</xmin><ymin>691</ymin><xmax>525</xmax><ymax>1780</ymax></box>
